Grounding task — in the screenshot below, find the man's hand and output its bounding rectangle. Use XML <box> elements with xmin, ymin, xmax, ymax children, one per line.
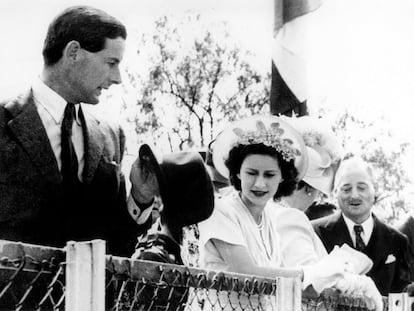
<box><xmin>129</xmin><ymin>153</ymin><xmax>160</xmax><ymax>205</ymax></box>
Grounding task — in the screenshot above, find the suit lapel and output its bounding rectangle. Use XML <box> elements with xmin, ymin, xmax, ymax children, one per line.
<box><xmin>365</xmin><ymin>215</ymin><xmax>389</xmax><ymax>267</ymax></box>
<box><xmin>321</xmin><ymin>213</ymin><xmax>354</xmax><ymax>250</ymax></box>
<box><xmin>80</xmin><ymin>107</ymin><xmax>104</xmax><ymax>184</ymax></box>
<box><xmin>6</xmin><ymin>91</ymin><xmax>61</xmax><ymax>184</ymax></box>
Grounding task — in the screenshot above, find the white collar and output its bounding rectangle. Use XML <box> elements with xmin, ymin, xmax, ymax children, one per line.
<box><xmin>343</xmin><ymin>213</ymin><xmax>374</xmax><ymax>237</ymax></box>
<box><xmin>32</xmin><ymin>77</ymin><xmax>81</xmax><ymax>125</ymax></box>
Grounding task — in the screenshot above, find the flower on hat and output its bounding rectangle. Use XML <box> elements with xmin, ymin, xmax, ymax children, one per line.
<box><xmin>302</xmin><ymin>130</ymin><xmax>326</xmax><ymax>149</ymax></box>
<box><xmin>232</xmin><ymin>120</ymin><xmax>302</xmax><ymax>162</ymax></box>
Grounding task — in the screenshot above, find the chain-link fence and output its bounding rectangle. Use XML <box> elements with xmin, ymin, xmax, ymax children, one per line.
<box><xmin>0</xmin><ymin>240</ymin><xmax>66</xmax><ymax>310</ymax></box>
<box><xmin>0</xmin><ymin>239</ymin><xmax>412</xmax><ymax>311</ymax></box>
<box><xmin>106</xmin><ymin>255</ymin><xmax>291</xmax><ymax>311</ymax></box>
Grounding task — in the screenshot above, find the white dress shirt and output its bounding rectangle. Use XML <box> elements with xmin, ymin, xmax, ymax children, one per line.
<box><xmin>343</xmin><ymin>213</ymin><xmax>374</xmax><ymax>247</ymax></box>
<box><xmin>32</xmin><ymin>77</ymin><xmax>150</xmax><ymax>225</ymax></box>
<box><xmin>32</xmin><ymin>77</ymin><xmax>85</xmax><ymax>181</ymax></box>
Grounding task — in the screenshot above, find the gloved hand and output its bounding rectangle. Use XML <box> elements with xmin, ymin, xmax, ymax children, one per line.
<box><xmin>335</xmin><ymin>273</ymin><xmax>383</xmax><ymax>311</ymax></box>
<box><xmin>129</xmin><ymin>148</ymin><xmax>160</xmax><ymax>205</ymax></box>
<box><xmin>302</xmin><ymin>247</ymin><xmax>346</xmax><ymax>293</ymax></box>
<box><xmin>332</xmin><ymin>244</ymin><xmax>373</xmax><ymax>275</ymax></box>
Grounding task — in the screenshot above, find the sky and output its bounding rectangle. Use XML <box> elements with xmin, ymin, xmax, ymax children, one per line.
<box><xmin>0</xmin><ymin>0</ymin><xmax>414</xmax><ymax>181</ymax></box>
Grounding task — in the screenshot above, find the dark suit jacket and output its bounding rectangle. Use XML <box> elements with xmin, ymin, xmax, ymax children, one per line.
<box><xmin>312</xmin><ymin>211</ymin><xmax>411</xmax><ymax>295</ymax></box>
<box><xmin>0</xmin><ymin>90</ymin><xmax>143</xmax><ymax>256</ymax></box>
<box><xmin>397</xmin><ymin>215</ymin><xmax>414</xmax><ymax>281</ymax></box>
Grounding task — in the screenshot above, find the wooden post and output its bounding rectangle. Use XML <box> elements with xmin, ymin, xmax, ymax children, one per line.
<box><xmin>389</xmin><ymin>293</ymin><xmax>409</xmax><ymax>311</ymax></box>
<box><xmin>65</xmin><ymin>240</ymin><xmax>105</xmax><ymax>311</ymax></box>
<box><xmin>276</xmin><ymin>275</ymin><xmax>302</xmax><ymax>311</ymax></box>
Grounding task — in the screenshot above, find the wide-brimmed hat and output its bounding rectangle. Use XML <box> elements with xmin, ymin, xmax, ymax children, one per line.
<box><xmin>281</xmin><ymin>116</ymin><xmax>343</xmax><ymax>195</ymax></box>
<box><xmin>138</xmin><ymin>144</ymin><xmax>214</xmax><ymax>228</ymax></box>
<box><xmin>303</xmin><ymin>146</ymin><xmax>335</xmax><ymax>195</ymax></box>
<box><xmin>211</xmin><ymin>115</ymin><xmax>309</xmax><ymax>180</ymax></box>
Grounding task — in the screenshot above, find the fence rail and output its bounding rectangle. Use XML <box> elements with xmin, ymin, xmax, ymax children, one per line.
<box><xmin>0</xmin><ymin>239</ymin><xmax>411</xmax><ymax>311</ymax></box>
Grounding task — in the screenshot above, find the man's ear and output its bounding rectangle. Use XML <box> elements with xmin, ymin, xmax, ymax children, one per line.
<box><xmin>63</xmin><ymin>40</ymin><xmax>82</xmax><ymax>62</ymax></box>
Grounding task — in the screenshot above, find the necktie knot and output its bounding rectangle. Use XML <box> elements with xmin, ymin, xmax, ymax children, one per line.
<box><xmin>354</xmin><ymin>225</ymin><xmax>364</xmax><ymax>235</ymax></box>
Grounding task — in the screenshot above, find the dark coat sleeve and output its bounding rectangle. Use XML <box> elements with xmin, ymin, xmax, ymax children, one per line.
<box><xmin>397</xmin><ymin>216</ymin><xmax>414</xmax><ymax>282</ymax></box>
<box><xmin>390</xmin><ymin>230</ymin><xmax>411</xmax><ymax>293</ymax></box>
<box><xmin>105</xmin><ymin>125</ymin><xmax>152</xmax><ymax>257</ymax></box>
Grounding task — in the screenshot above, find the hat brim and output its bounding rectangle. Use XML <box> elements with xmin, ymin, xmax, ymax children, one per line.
<box><xmin>138</xmin><ymin>144</ymin><xmax>165</xmax><ymax>202</ymax></box>
<box><xmin>212</xmin><ymin>115</ymin><xmax>308</xmax><ymax>180</ymax></box>
<box><xmin>303</xmin><ymin>147</ymin><xmax>334</xmax><ymax>196</ymax></box>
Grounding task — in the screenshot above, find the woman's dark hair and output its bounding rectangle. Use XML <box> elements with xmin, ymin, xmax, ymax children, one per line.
<box><xmin>225</xmin><ymin>143</ymin><xmax>298</xmax><ymax>199</ymax></box>
<box><xmin>43</xmin><ymin>6</ymin><xmax>127</xmax><ymax>66</ymax></box>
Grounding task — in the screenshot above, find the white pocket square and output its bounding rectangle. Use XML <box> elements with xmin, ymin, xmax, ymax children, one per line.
<box><xmin>385</xmin><ymin>254</ymin><xmax>396</xmax><ymax>264</ymax></box>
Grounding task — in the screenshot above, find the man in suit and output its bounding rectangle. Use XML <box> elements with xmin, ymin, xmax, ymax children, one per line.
<box><xmin>0</xmin><ymin>6</ymin><xmax>157</xmax><ymax>257</ymax></box>
<box><xmin>397</xmin><ymin>215</ymin><xmax>414</xmax><ymax>281</ymax></box>
<box><xmin>312</xmin><ymin>155</ymin><xmax>410</xmax><ymax>295</ymax></box>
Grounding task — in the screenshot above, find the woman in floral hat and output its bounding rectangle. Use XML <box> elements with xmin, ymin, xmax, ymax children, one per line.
<box><xmin>198</xmin><ymin>115</ymin><xmax>382</xmax><ymax>311</ymax></box>
<box><xmin>274</xmin><ymin>116</ymin><xmax>343</xmax><ymax>267</ymax></box>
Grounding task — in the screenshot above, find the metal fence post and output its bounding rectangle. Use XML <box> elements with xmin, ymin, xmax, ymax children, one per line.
<box><xmin>389</xmin><ymin>293</ymin><xmax>409</xmax><ymax>311</ymax></box>
<box><xmin>276</xmin><ymin>275</ymin><xmax>302</xmax><ymax>311</ymax></box>
<box><xmin>66</xmin><ymin>240</ymin><xmax>106</xmax><ymax>311</ymax></box>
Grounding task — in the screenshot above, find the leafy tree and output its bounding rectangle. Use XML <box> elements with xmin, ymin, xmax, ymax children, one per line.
<box><xmin>125</xmin><ymin>14</ymin><xmax>270</xmax><ymax>151</ymax></box>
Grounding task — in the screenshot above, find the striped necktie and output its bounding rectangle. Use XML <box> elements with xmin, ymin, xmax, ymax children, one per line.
<box><xmin>354</xmin><ymin>225</ymin><xmax>366</xmax><ymax>252</ymax></box>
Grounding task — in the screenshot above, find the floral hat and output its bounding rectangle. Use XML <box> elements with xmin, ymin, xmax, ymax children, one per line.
<box><xmin>211</xmin><ymin>115</ymin><xmax>309</xmax><ymax>180</ymax></box>
<box><xmin>282</xmin><ymin>116</ymin><xmax>343</xmax><ymax>195</ymax></box>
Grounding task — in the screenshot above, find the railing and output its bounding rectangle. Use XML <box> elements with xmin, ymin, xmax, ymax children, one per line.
<box><xmin>0</xmin><ymin>239</ymin><xmax>410</xmax><ymax>311</ymax></box>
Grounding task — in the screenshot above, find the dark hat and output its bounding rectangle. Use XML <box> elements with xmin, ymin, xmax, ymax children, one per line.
<box><xmin>139</xmin><ymin>144</ymin><xmax>215</xmax><ymax>228</ymax></box>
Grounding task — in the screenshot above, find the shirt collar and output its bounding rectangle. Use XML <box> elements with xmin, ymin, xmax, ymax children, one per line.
<box><xmin>342</xmin><ymin>213</ymin><xmax>374</xmax><ymax>236</ymax></box>
<box><xmin>32</xmin><ymin>77</ymin><xmax>82</xmax><ymax>125</ymax></box>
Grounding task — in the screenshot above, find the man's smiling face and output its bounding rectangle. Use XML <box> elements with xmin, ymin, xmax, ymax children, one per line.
<box><xmin>335</xmin><ymin>158</ymin><xmax>376</xmax><ymax>224</ymax></box>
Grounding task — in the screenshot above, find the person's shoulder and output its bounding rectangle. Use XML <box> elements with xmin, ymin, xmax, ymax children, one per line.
<box><xmin>201</xmin><ymin>190</ymin><xmax>241</xmax><ymax>224</ymax></box>
<box><xmin>374</xmin><ymin>214</ymin><xmax>408</xmax><ymax>243</ymax></box>
<box><xmin>272</xmin><ymin>206</ymin><xmax>312</xmax><ymax>232</ymax></box>
<box><xmin>396</xmin><ymin>215</ymin><xmax>414</xmax><ymax>235</ymax></box>
<box><xmin>0</xmin><ymin>89</ymin><xmax>32</xmax><ymax>119</ymax></box>
<box><xmin>311</xmin><ymin>211</ymin><xmax>340</xmax><ymax>229</ymax></box>
<box><xmin>82</xmin><ymin>106</ymin><xmax>125</xmax><ymax>138</ymax></box>
<box><xmin>272</xmin><ymin>205</ymin><xmax>308</xmax><ymax>222</ymax></box>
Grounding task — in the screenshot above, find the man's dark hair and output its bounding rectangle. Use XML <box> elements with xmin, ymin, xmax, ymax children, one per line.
<box><xmin>42</xmin><ymin>5</ymin><xmax>127</xmax><ymax>66</ymax></box>
<box><xmin>226</xmin><ymin>143</ymin><xmax>298</xmax><ymax>200</ymax></box>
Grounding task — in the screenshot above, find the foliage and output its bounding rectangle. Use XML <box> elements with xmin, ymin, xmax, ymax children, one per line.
<box><xmin>125</xmin><ymin>14</ymin><xmax>270</xmax><ymax>151</ymax></box>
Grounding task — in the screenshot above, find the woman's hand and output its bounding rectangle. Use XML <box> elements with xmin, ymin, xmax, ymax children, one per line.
<box><xmin>335</xmin><ymin>274</ymin><xmax>383</xmax><ymax>311</ymax></box>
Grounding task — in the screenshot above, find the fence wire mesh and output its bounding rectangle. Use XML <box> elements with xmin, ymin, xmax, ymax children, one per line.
<box><xmin>0</xmin><ymin>240</ymin><xmax>394</xmax><ymax>311</ymax></box>
<box><xmin>301</xmin><ymin>287</ymin><xmax>383</xmax><ymax>311</ymax></box>
<box><xmin>106</xmin><ymin>256</ymin><xmax>279</xmax><ymax>311</ymax></box>
<box><xmin>0</xmin><ymin>241</ymin><xmax>66</xmax><ymax>311</ymax></box>
<box><xmin>105</xmin><ymin>256</ymin><xmax>381</xmax><ymax>311</ymax></box>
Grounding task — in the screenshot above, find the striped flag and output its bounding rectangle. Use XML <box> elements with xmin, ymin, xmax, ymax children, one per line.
<box><xmin>271</xmin><ymin>0</ymin><xmax>322</xmax><ymax>116</ymax></box>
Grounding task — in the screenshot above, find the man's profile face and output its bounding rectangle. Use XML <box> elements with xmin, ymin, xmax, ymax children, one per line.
<box><xmin>335</xmin><ymin>158</ymin><xmax>376</xmax><ymax>224</ymax></box>
<box><xmin>71</xmin><ymin>37</ymin><xmax>125</xmax><ymax>104</ymax></box>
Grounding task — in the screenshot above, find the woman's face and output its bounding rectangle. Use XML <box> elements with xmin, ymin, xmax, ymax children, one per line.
<box><xmin>238</xmin><ymin>154</ymin><xmax>282</xmax><ymax>209</ymax></box>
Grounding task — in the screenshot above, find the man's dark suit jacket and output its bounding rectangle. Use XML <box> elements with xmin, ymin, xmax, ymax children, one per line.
<box><xmin>0</xmin><ymin>90</ymin><xmax>144</xmax><ymax>256</ymax></box>
<box><xmin>397</xmin><ymin>215</ymin><xmax>414</xmax><ymax>281</ymax></box>
<box><xmin>312</xmin><ymin>211</ymin><xmax>411</xmax><ymax>295</ymax></box>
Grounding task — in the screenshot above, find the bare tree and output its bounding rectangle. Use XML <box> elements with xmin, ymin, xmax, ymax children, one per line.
<box><xmin>125</xmin><ymin>14</ymin><xmax>270</xmax><ymax>150</ymax></box>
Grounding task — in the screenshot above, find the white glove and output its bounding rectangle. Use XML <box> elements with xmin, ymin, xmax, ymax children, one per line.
<box><xmin>333</xmin><ymin>244</ymin><xmax>373</xmax><ymax>275</ymax></box>
<box><xmin>302</xmin><ymin>247</ymin><xmax>346</xmax><ymax>293</ymax></box>
<box><xmin>335</xmin><ymin>273</ymin><xmax>383</xmax><ymax>311</ymax></box>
